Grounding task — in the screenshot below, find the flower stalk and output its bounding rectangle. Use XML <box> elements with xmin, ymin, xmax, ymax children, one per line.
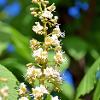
<box><xmin>19</xmin><ymin>0</ymin><xmax>65</xmax><ymax>100</ymax></box>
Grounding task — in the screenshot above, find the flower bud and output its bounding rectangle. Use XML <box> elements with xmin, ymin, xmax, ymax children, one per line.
<box><xmin>47</xmin><ymin>3</ymin><xmax>56</xmax><ymax>12</ymax></box>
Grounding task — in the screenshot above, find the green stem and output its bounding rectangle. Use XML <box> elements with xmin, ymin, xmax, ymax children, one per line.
<box><xmin>38</xmin><ymin>2</ymin><xmax>42</xmax><ymax>12</ymax></box>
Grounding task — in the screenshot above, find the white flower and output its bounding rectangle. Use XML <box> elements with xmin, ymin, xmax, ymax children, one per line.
<box><xmin>51</xmin><ymin>35</ymin><xmax>60</xmax><ymax>46</ymax></box>
<box><xmin>45</xmin><ymin>36</ymin><xmax>53</xmax><ymax>46</ymax></box>
<box><xmin>33</xmin><ymin>48</ymin><xmax>43</xmax><ymax>58</ymax></box>
<box><xmin>32</xmin><ymin>0</ymin><xmax>37</xmax><ymax>3</ymax></box>
<box><xmin>0</xmin><ymin>96</ymin><xmax>2</xmax><ymax>100</ymax></box>
<box><xmin>30</xmin><ymin>39</ymin><xmax>39</xmax><ymax>50</ymax></box>
<box><xmin>54</xmin><ymin>16</ymin><xmax>58</xmax><ymax>20</ymax></box>
<box><xmin>42</xmin><ymin>9</ymin><xmax>53</xmax><ymax>19</ymax></box>
<box><xmin>44</xmin><ymin>67</ymin><xmax>62</xmax><ymax>82</ymax></box>
<box><xmin>33</xmin><ymin>48</ymin><xmax>48</xmax><ymax>63</ymax></box>
<box><xmin>54</xmin><ymin>51</ymin><xmax>64</xmax><ymax>64</ymax></box>
<box><xmin>32</xmin><ymin>0</ymin><xmax>39</xmax><ymax>3</ymax></box>
<box><xmin>51</xmin><ymin>16</ymin><xmax>58</xmax><ymax>25</ymax></box>
<box><xmin>30</xmin><ymin>7</ymin><xmax>37</xmax><ymax>16</ymax></box>
<box><xmin>45</xmin><ymin>35</ymin><xmax>60</xmax><ymax>46</ymax></box>
<box><xmin>19</xmin><ymin>97</ymin><xmax>29</xmax><ymax>100</ymax></box>
<box><xmin>19</xmin><ymin>83</ymin><xmax>27</xmax><ymax>95</ymax></box>
<box><xmin>44</xmin><ymin>67</ymin><xmax>54</xmax><ymax>77</ymax></box>
<box><xmin>32</xmin><ymin>22</ymin><xmax>43</xmax><ymax>34</ymax></box>
<box><xmin>42</xmin><ymin>50</ymin><xmax>48</xmax><ymax>60</ymax></box>
<box><xmin>26</xmin><ymin>66</ymin><xmax>42</xmax><ymax>81</ymax></box>
<box><xmin>53</xmin><ymin>25</ymin><xmax>65</xmax><ymax>37</ymax></box>
<box><xmin>32</xmin><ymin>85</ymin><xmax>48</xmax><ymax>99</ymax></box>
<box><xmin>0</xmin><ymin>86</ymin><xmax>9</xmax><ymax>97</ymax></box>
<box><xmin>52</xmin><ymin>96</ymin><xmax>60</xmax><ymax>100</ymax></box>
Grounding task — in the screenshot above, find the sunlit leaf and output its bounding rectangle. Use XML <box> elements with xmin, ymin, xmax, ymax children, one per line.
<box><xmin>0</xmin><ymin>64</ymin><xmax>18</xmax><ymax>100</ymax></box>
<box><xmin>0</xmin><ymin>58</ymin><xmax>26</xmax><ymax>81</ymax></box>
<box><xmin>75</xmin><ymin>57</ymin><xmax>100</xmax><ymax>100</ymax></box>
<box><xmin>93</xmin><ymin>80</ymin><xmax>100</xmax><ymax>100</ymax></box>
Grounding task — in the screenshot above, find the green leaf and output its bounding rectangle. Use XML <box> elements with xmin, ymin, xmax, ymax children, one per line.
<box><xmin>89</xmin><ymin>49</ymin><xmax>100</xmax><ymax>60</ymax></box>
<box><xmin>60</xmin><ymin>82</ymin><xmax>74</xmax><ymax>100</ymax></box>
<box><xmin>75</xmin><ymin>58</ymin><xmax>100</xmax><ymax>100</ymax></box>
<box><xmin>63</xmin><ymin>36</ymin><xmax>88</xmax><ymax>60</ymax></box>
<box><xmin>48</xmin><ymin>51</ymin><xmax>70</xmax><ymax>72</ymax></box>
<box><xmin>0</xmin><ymin>64</ymin><xmax>18</xmax><ymax>100</ymax></box>
<box><xmin>0</xmin><ymin>58</ymin><xmax>27</xmax><ymax>81</ymax></box>
<box><xmin>45</xmin><ymin>94</ymin><xmax>52</xmax><ymax>100</ymax></box>
<box><xmin>0</xmin><ymin>42</ymin><xmax>8</xmax><ymax>56</ymax></box>
<box><xmin>93</xmin><ymin>80</ymin><xmax>100</xmax><ymax>100</ymax></box>
<box><xmin>0</xmin><ymin>22</ymin><xmax>32</xmax><ymax>61</ymax></box>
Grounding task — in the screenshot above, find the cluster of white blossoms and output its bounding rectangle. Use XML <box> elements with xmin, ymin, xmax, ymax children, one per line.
<box><xmin>19</xmin><ymin>0</ymin><xmax>66</xmax><ymax>100</ymax></box>
<box><xmin>44</xmin><ymin>67</ymin><xmax>62</xmax><ymax>84</ymax></box>
<box><xmin>32</xmin><ymin>85</ymin><xmax>48</xmax><ymax>100</ymax></box>
<box><xmin>32</xmin><ymin>22</ymin><xmax>44</xmax><ymax>35</ymax></box>
<box><xmin>33</xmin><ymin>48</ymin><xmax>48</xmax><ymax>64</ymax></box>
<box><xmin>26</xmin><ymin>66</ymin><xmax>42</xmax><ymax>84</ymax></box>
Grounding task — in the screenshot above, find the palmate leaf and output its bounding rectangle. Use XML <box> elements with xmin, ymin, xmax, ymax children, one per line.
<box><xmin>0</xmin><ymin>64</ymin><xmax>18</xmax><ymax>100</ymax></box>
<box><xmin>75</xmin><ymin>58</ymin><xmax>100</xmax><ymax>100</ymax></box>
<box><xmin>93</xmin><ymin>80</ymin><xmax>100</xmax><ymax>100</ymax></box>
